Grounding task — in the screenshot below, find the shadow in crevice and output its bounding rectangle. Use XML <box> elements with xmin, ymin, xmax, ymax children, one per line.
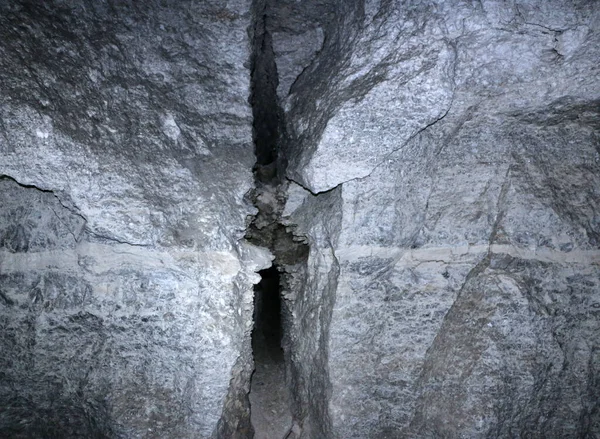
<box><xmin>249</xmin><ymin>266</ymin><xmax>292</xmax><ymax>439</ymax></box>
<box><xmin>246</xmin><ymin>1</ymin><xmax>309</xmax><ymax>436</ymax></box>
<box><xmin>252</xmin><ymin>267</ymin><xmax>282</xmax><ymax>359</ymax></box>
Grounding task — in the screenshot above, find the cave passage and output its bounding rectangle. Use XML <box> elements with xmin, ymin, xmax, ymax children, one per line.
<box><xmin>252</xmin><ymin>266</ymin><xmax>282</xmax><ymax>354</ymax></box>
<box><xmin>249</xmin><ymin>266</ymin><xmax>292</xmax><ymax>439</ymax></box>
<box><xmin>246</xmin><ymin>2</ymin><xmax>298</xmax><ymax>437</ymax></box>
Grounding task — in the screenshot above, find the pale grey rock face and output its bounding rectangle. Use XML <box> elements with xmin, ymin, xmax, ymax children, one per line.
<box><xmin>0</xmin><ymin>1</ymin><xmax>271</xmax><ymax>438</ymax></box>
<box><xmin>2</xmin><ymin>0</ymin><xmax>600</xmax><ymax>437</ymax></box>
<box><xmin>277</xmin><ymin>0</ymin><xmax>600</xmax><ymax>437</ymax></box>
<box><xmin>266</xmin><ymin>0</ymin><xmax>332</xmax><ymax>102</ymax></box>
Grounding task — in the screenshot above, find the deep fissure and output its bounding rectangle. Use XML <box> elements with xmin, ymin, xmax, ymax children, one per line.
<box><xmin>249</xmin><ymin>266</ymin><xmax>289</xmax><ymax>438</ymax></box>
<box><xmin>253</xmin><ymin>267</ymin><xmax>282</xmax><ymax>353</ymax></box>
<box><xmin>245</xmin><ymin>1</ymin><xmax>308</xmax><ymax>437</ymax></box>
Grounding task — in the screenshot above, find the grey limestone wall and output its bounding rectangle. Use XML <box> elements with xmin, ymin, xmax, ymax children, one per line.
<box><xmin>0</xmin><ymin>1</ymin><xmax>270</xmax><ymax>437</ymax></box>
<box><xmin>276</xmin><ymin>0</ymin><xmax>600</xmax><ymax>437</ymax></box>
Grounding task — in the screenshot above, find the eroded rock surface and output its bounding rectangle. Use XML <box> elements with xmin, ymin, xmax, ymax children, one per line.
<box><xmin>2</xmin><ymin>0</ymin><xmax>599</xmax><ymax>438</ymax></box>
<box><xmin>276</xmin><ymin>0</ymin><xmax>600</xmax><ymax>437</ymax></box>
<box><xmin>0</xmin><ymin>1</ymin><xmax>270</xmax><ymax>438</ymax></box>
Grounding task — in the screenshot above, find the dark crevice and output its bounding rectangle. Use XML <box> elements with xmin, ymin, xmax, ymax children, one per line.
<box><xmin>252</xmin><ymin>267</ymin><xmax>282</xmax><ymax>353</ymax></box>
<box><xmin>250</xmin><ymin>2</ymin><xmax>286</xmax><ymax>185</ymax></box>
<box><xmin>245</xmin><ymin>1</ymin><xmax>309</xmax><ymax>437</ymax></box>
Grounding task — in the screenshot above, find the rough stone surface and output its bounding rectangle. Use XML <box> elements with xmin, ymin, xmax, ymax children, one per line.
<box><xmin>277</xmin><ymin>0</ymin><xmax>600</xmax><ymax>437</ymax></box>
<box><xmin>0</xmin><ymin>1</ymin><xmax>270</xmax><ymax>438</ymax></box>
<box><xmin>2</xmin><ymin>0</ymin><xmax>600</xmax><ymax>438</ymax></box>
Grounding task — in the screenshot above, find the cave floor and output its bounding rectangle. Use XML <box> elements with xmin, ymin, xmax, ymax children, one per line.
<box><xmin>249</xmin><ymin>324</ymin><xmax>292</xmax><ymax>439</ymax></box>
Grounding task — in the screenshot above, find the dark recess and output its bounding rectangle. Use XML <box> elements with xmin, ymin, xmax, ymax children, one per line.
<box><xmin>244</xmin><ymin>2</ymin><xmax>311</xmax><ymax>436</ymax></box>
<box><xmin>249</xmin><ymin>2</ymin><xmax>286</xmax><ymax>184</ymax></box>
<box><xmin>252</xmin><ymin>266</ymin><xmax>283</xmax><ymax>356</ymax></box>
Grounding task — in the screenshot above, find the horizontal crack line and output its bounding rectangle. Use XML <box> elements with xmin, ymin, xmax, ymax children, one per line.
<box><xmin>336</xmin><ymin>244</ymin><xmax>600</xmax><ymax>265</ymax></box>
<box><xmin>0</xmin><ymin>242</ymin><xmax>243</xmax><ymax>277</ymax></box>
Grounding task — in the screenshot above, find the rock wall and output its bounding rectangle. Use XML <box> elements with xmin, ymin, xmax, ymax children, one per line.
<box><xmin>2</xmin><ymin>0</ymin><xmax>599</xmax><ymax>438</ymax></box>
<box><xmin>0</xmin><ymin>1</ymin><xmax>271</xmax><ymax>438</ymax></box>
<box><xmin>276</xmin><ymin>0</ymin><xmax>600</xmax><ymax>437</ymax></box>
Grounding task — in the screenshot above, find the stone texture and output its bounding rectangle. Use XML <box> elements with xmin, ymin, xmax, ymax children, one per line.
<box><xmin>0</xmin><ymin>1</ymin><xmax>270</xmax><ymax>438</ymax></box>
<box><xmin>276</xmin><ymin>0</ymin><xmax>600</xmax><ymax>437</ymax></box>
<box><xmin>2</xmin><ymin>0</ymin><xmax>600</xmax><ymax>438</ymax></box>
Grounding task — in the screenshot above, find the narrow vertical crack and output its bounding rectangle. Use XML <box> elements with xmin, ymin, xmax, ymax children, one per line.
<box><xmin>249</xmin><ymin>266</ymin><xmax>290</xmax><ymax>438</ymax></box>
<box><xmin>250</xmin><ymin>0</ymin><xmax>285</xmax><ymax>185</ymax></box>
<box><xmin>245</xmin><ymin>1</ymin><xmax>310</xmax><ymax>438</ymax></box>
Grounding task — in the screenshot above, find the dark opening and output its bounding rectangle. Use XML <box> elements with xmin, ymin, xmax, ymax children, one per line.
<box><xmin>246</xmin><ymin>2</ymin><xmax>301</xmax><ymax>436</ymax></box>
<box><xmin>249</xmin><ymin>265</ymin><xmax>292</xmax><ymax>438</ymax></box>
<box><xmin>250</xmin><ymin>22</ymin><xmax>279</xmax><ymax>169</ymax></box>
<box><xmin>252</xmin><ymin>266</ymin><xmax>282</xmax><ymax>357</ymax></box>
<box><xmin>250</xmin><ymin>1</ymin><xmax>285</xmax><ymax>186</ymax></box>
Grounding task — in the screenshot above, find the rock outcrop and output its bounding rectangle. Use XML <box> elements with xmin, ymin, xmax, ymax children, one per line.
<box><xmin>275</xmin><ymin>0</ymin><xmax>600</xmax><ymax>437</ymax></box>
<box><xmin>0</xmin><ymin>1</ymin><xmax>271</xmax><ymax>438</ymax></box>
